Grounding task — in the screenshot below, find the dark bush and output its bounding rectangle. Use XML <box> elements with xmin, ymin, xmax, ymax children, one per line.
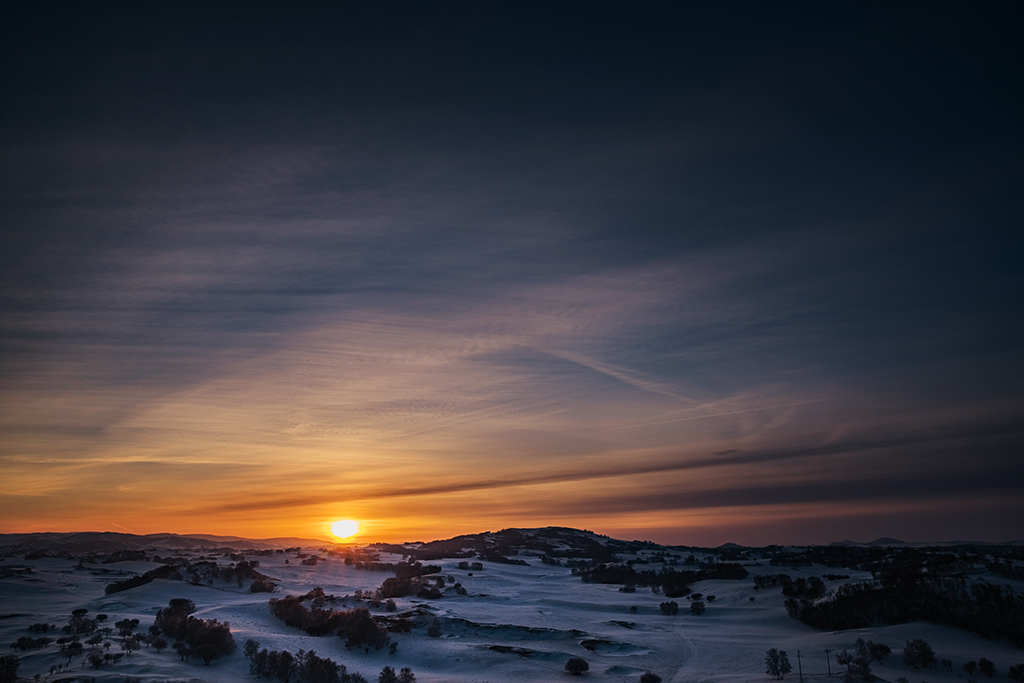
<box><xmin>565</xmin><ymin>657</ymin><xmax>589</xmax><ymax>675</ymax></box>
<box><xmin>979</xmin><ymin>658</ymin><xmax>995</xmax><ymax>677</ymax></box>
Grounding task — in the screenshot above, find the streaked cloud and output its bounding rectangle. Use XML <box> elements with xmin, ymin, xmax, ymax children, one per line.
<box><xmin>1</xmin><ymin>4</ymin><xmax>1020</xmax><ymax>544</ymax></box>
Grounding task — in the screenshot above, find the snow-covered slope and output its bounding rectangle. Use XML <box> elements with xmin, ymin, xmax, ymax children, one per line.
<box><xmin>1</xmin><ymin>530</ymin><xmax>1021</xmax><ymax>682</ymax></box>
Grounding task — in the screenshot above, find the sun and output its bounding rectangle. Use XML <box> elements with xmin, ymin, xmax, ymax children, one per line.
<box><xmin>330</xmin><ymin>519</ymin><xmax>360</xmax><ymax>540</ymax></box>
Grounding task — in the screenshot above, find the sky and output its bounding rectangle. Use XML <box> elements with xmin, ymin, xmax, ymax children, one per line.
<box><xmin>1</xmin><ymin>2</ymin><xmax>1022</xmax><ymax>546</ymax></box>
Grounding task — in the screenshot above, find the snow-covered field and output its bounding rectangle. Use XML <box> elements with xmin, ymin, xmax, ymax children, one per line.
<box><xmin>1</xmin><ymin>533</ymin><xmax>1022</xmax><ymax>683</ymax></box>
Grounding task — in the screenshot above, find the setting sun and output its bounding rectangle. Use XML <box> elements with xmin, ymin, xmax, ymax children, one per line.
<box><xmin>330</xmin><ymin>519</ymin><xmax>360</xmax><ymax>539</ymax></box>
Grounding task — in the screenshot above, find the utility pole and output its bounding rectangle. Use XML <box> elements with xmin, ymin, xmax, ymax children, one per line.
<box><xmin>825</xmin><ymin>648</ymin><xmax>832</xmax><ymax>677</ymax></box>
<box><xmin>797</xmin><ymin>649</ymin><xmax>804</xmax><ymax>683</ymax></box>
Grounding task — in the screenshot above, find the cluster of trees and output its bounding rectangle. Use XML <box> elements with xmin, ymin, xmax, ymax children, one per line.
<box><xmin>28</xmin><ymin>622</ymin><xmax>56</xmax><ymax>632</ymax></box>
<box><xmin>152</xmin><ymin>598</ymin><xmax>235</xmax><ymax>665</ymax></box>
<box><xmin>576</xmin><ymin>562</ymin><xmax>748</xmax><ymax>597</ymax></box>
<box><xmin>105</xmin><ymin>559</ymin><xmax>276</xmax><ymax>595</ymax></box>
<box><xmin>86</xmin><ymin>646</ymin><xmax>126</xmax><ymax>669</ymax></box>
<box><xmin>268</xmin><ymin>593</ymin><xmax>390</xmax><ymax>651</ymax></box>
<box><xmin>963</xmin><ymin>658</ymin><xmax>997</xmax><ymax>676</ymax></box>
<box><xmin>457</xmin><ymin>561</ymin><xmax>484</xmax><ymax>571</ymax></box>
<box><xmin>834</xmin><ymin>638</ymin><xmax>888</xmax><ymax>682</ymax></box>
<box><xmin>782</xmin><ymin>577</ymin><xmax>827</xmax><ymax>600</ymax></box>
<box><xmin>64</xmin><ymin>607</ymin><xmax>99</xmax><ymax>634</ymax></box>
<box><xmin>753</xmin><ymin>575</ymin><xmax>827</xmax><ymax>599</ymax></box>
<box><xmin>105</xmin><ymin>564</ymin><xmax>178</xmax><ymax>594</ymax></box>
<box><xmin>754</xmin><ymin>575</ymin><xmax>792</xmax><ymax>590</ymax></box>
<box><xmin>245</xmin><ymin>639</ymin><xmax>368</xmax><ymax>683</ymax></box>
<box><xmin>378</xmin><ymin>562</ymin><xmax>444</xmax><ymax>599</ymax></box>
<box><xmin>378</xmin><ymin>665</ymin><xmax>416</xmax><ymax>683</ymax></box>
<box><xmin>785</xmin><ymin>574</ymin><xmax>1024</xmax><ymax>646</ymax></box>
<box><xmin>479</xmin><ymin>554</ymin><xmax>529</xmax><ymax>566</ymax></box>
<box><xmin>9</xmin><ymin>636</ymin><xmax>52</xmax><ymax>651</ymax></box>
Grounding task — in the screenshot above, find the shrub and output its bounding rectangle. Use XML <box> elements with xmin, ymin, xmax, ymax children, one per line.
<box><xmin>690</xmin><ymin>600</ymin><xmax>706</xmax><ymax>615</ymax></box>
<box><xmin>565</xmin><ymin>657</ymin><xmax>589</xmax><ymax>675</ymax></box>
<box><xmin>640</xmin><ymin>674</ymin><xmax>662</xmax><ymax>683</ymax></box>
<box><xmin>251</xmin><ymin>578</ymin><xmax>277</xmax><ymax>593</ymax></box>
<box><xmin>660</xmin><ymin>601</ymin><xmax>678</xmax><ymax>615</ymax></box>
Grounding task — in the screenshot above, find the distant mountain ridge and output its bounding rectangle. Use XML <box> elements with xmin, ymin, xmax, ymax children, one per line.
<box><xmin>0</xmin><ymin>531</ymin><xmax>330</xmax><ymax>554</ymax></box>
<box><xmin>1</xmin><ymin>527</ymin><xmax>1020</xmax><ymax>557</ymax></box>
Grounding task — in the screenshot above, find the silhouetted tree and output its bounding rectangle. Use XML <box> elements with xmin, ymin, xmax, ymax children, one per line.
<box><xmin>379</xmin><ymin>665</ymin><xmax>398</xmax><ymax>683</ymax></box>
<box><xmin>61</xmin><ymin>640</ymin><xmax>83</xmax><ymax>664</ymax></box>
<box><xmin>979</xmin><ymin>658</ymin><xmax>995</xmax><ymax>677</ymax></box>
<box><xmin>766</xmin><ymin>649</ymin><xmax>793</xmax><ymax>680</ymax></box>
<box><xmin>869</xmin><ymin>642</ymin><xmax>891</xmax><ymax>664</ymax></box>
<box><xmin>640</xmin><ymin>674</ymin><xmax>662</xmax><ymax>683</ymax></box>
<box><xmin>1008</xmin><ymin>664</ymin><xmax>1024</xmax><ymax>683</ymax></box>
<box><xmin>965</xmin><ymin>661</ymin><xmax>979</xmax><ymax>676</ymax></box>
<box><xmin>194</xmin><ymin>644</ymin><xmax>220</xmax><ymax>665</ymax></box>
<box><xmin>121</xmin><ymin>636</ymin><xmax>139</xmax><ymax>656</ymax></box>
<box><xmin>902</xmin><ymin>640</ymin><xmax>936</xmax><ymax>670</ymax></box>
